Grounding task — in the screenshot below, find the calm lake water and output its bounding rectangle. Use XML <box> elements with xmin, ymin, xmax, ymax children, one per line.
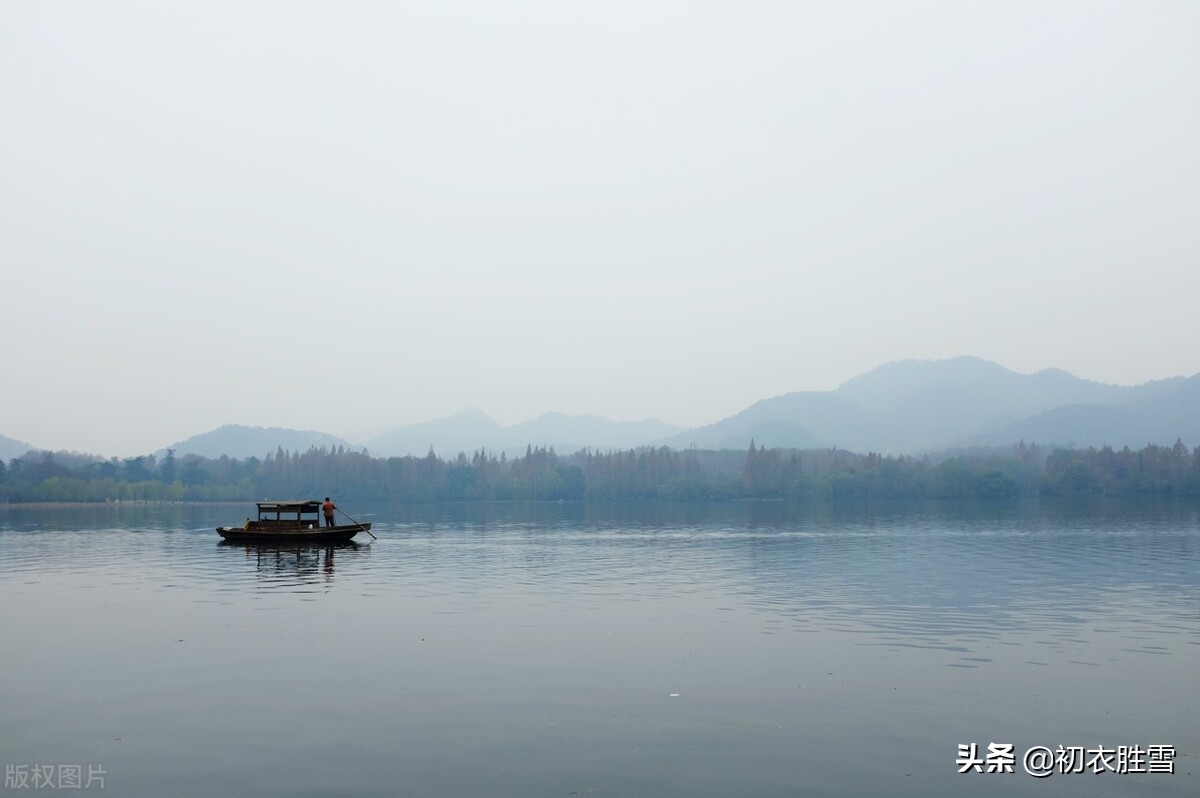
<box><xmin>1</xmin><ymin>500</ymin><xmax>1196</xmax><ymax>797</ymax></box>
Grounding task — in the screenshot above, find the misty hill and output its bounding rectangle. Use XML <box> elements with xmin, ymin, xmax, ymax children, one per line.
<box><xmin>364</xmin><ymin>410</ymin><xmax>684</xmax><ymax>458</ymax></box>
<box><xmin>968</xmin><ymin>373</ymin><xmax>1200</xmax><ymax>449</ymax></box>
<box><xmin>165</xmin><ymin>425</ymin><xmax>353</xmax><ymax>459</ymax></box>
<box><xmin>364</xmin><ymin>409</ymin><xmax>503</xmax><ymax>458</ymax></box>
<box><xmin>0</xmin><ymin>434</ymin><xmax>34</xmax><ymax>461</ymax></box>
<box><xmin>833</xmin><ymin>356</ymin><xmax>1140</xmax><ymax>451</ymax></box>
<box><xmin>504</xmin><ymin>412</ymin><xmax>686</xmax><ymax>454</ymax></box>
<box><xmin>660</xmin><ymin>357</ymin><xmax>1198</xmax><ymax>454</ymax></box>
<box><xmin>143</xmin><ymin>357</ymin><xmax>1198</xmax><ymax>459</ymax></box>
<box><xmin>658</xmin><ymin>392</ymin><xmax>871</xmax><ymax>451</ymax></box>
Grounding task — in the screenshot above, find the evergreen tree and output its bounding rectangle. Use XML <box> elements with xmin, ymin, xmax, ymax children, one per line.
<box><xmin>160</xmin><ymin>449</ymin><xmax>177</xmax><ymax>484</ymax></box>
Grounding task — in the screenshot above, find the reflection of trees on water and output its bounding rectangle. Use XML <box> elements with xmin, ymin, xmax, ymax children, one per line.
<box><xmin>218</xmin><ymin>540</ymin><xmax>368</xmax><ymax>585</ymax></box>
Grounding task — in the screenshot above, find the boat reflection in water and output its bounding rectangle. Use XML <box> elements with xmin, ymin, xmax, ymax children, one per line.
<box><xmin>217</xmin><ymin>539</ymin><xmax>368</xmax><ymax>586</ymax></box>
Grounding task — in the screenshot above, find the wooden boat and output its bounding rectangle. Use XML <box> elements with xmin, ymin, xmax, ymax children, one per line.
<box><xmin>216</xmin><ymin>500</ymin><xmax>370</xmax><ymax>543</ymax></box>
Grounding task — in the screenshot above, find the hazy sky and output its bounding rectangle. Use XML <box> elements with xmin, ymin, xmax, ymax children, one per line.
<box><xmin>4</xmin><ymin>1</ymin><xmax>1198</xmax><ymax>457</ymax></box>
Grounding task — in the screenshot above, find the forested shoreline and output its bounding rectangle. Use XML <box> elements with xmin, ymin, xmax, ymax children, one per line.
<box><xmin>2</xmin><ymin>438</ymin><xmax>1198</xmax><ymax>504</ymax></box>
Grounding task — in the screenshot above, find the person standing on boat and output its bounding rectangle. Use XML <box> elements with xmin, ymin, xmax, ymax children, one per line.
<box><xmin>322</xmin><ymin>497</ymin><xmax>337</xmax><ymax>527</ymax></box>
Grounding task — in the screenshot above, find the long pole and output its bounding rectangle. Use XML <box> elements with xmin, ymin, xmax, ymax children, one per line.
<box><xmin>337</xmin><ymin>508</ymin><xmax>377</xmax><ymax>540</ymax></box>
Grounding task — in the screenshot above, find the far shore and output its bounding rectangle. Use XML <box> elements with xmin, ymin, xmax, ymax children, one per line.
<box><xmin>0</xmin><ymin>500</ymin><xmax>246</xmax><ymax>509</ymax></box>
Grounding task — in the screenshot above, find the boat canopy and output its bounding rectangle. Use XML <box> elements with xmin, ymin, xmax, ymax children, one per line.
<box><xmin>256</xmin><ymin>501</ymin><xmax>322</xmax><ymax>520</ymax></box>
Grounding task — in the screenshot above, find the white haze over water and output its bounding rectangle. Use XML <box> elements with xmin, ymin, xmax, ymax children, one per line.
<box><xmin>3</xmin><ymin>1</ymin><xmax>1198</xmax><ymax>457</ymax></box>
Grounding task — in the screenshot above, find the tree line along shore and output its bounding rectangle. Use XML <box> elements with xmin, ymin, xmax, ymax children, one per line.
<box><xmin>1</xmin><ymin>439</ymin><xmax>1198</xmax><ymax>504</ymax></box>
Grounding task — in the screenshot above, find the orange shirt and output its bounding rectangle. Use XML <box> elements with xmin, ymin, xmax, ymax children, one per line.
<box><xmin>322</xmin><ymin>500</ymin><xmax>336</xmax><ymax>516</ymax></box>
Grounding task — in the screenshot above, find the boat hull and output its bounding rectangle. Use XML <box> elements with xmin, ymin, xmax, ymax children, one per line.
<box><xmin>215</xmin><ymin>523</ymin><xmax>368</xmax><ymax>543</ymax></box>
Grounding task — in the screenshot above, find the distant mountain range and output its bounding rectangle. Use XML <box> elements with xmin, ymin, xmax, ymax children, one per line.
<box><xmin>658</xmin><ymin>356</ymin><xmax>1199</xmax><ymax>453</ymax></box>
<box><xmin>162</xmin><ymin>425</ymin><xmax>352</xmax><ymax>459</ymax></box>
<box><xmin>362</xmin><ymin>410</ymin><xmax>684</xmax><ymax>459</ymax></box>
<box><xmin>5</xmin><ymin>357</ymin><xmax>1198</xmax><ymax>460</ymax></box>
<box><xmin>158</xmin><ymin>413</ymin><xmax>685</xmax><ymax>460</ymax></box>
